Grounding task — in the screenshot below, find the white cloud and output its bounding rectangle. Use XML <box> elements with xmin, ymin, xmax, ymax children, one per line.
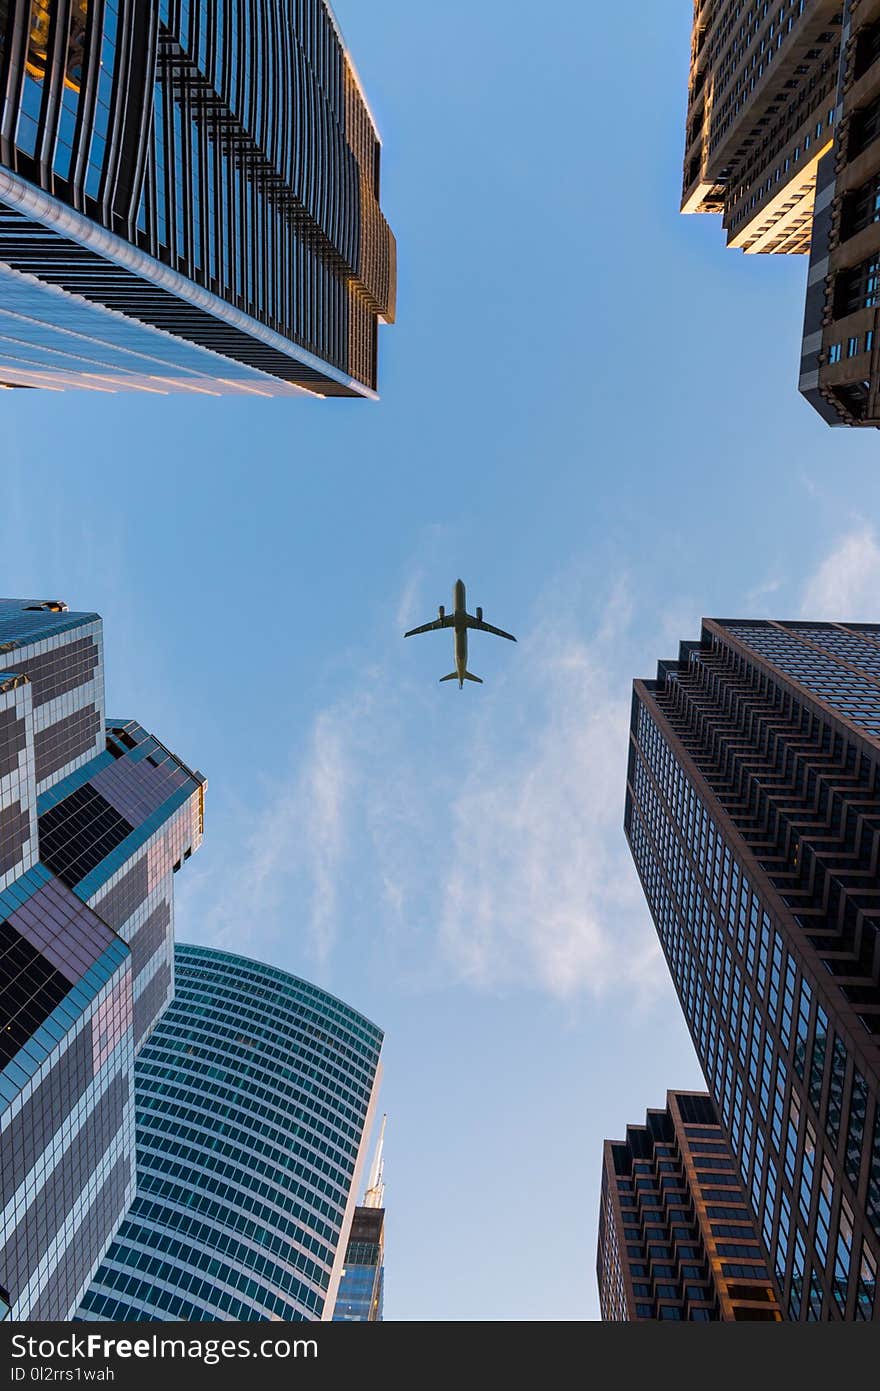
<box><xmin>744</xmin><ymin>576</ymin><xmax>782</xmax><ymax>612</ymax></box>
<box><xmin>300</xmin><ymin>711</ymin><xmax>351</xmax><ymax>962</ymax></box>
<box><xmin>800</xmin><ymin>523</ymin><xmax>880</xmax><ymax>620</ymax></box>
<box><xmin>438</xmin><ymin>598</ymin><xmax>663</xmax><ymax>998</ymax></box>
<box><xmin>181</xmin><ymin>698</ymin><xmax>363</xmax><ymax>967</ymax></box>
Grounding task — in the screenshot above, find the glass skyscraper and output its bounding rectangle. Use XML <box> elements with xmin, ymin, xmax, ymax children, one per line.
<box><xmin>625</xmin><ymin>619</ymin><xmax>880</xmax><ymax>1321</ymax></box>
<box><xmin>0</xmin><ymin>2</ymin><xmax>396</xmax><ymax>397</ymax></box>
<box><xmin>598</xmin><ymin>1090</ymin><xmax>783</xmax><ymax>1321</ymax></box>
<box><xmin>0</xmin><ymin>596</ymin><xmax>204</xmax><ymax>1320</ymax></box>
<box><xmin>77</xmin><ymin>944</ymin><xmax>384</xmax><ymax>1322</ymax></box>
<box><xmin>332</xmin><ymin>1113</ymin><xmax>385</xmax><ymax>1321</ymax></box>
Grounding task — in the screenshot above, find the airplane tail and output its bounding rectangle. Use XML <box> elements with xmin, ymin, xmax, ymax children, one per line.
<box><xmin>440</xmin><ymin>670</ymin><xmax>482</xmax><ymax>685</ymax></box>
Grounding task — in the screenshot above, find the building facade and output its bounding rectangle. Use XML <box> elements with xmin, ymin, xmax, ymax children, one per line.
<box><xmin>800</xmin><ymin>3</ymin><xmax>880</xmax><ymax>425</ymax></box>
<box><xmin>332</xmin><ymin>1113</ymin><xmax>385</xmax><ymax>1321</ymax></box>
<box><xmin>682</xmin><ymin>1</ymin><xmax>842</xmax><ymax>255</ymax></box>
<box><xmin>0</xmin><ymin>1</ymin><xmax>395</xmax><ymax>398</ymax></box>
<box><xmin>625</xmin><ymin>619</ymin><xmax>880</xmax><ymax>1320</ymax></box>
<box><xmin>0</xmin><ymin>596</ymin><xmax>204</xmax><ymax>1320</ymax></box>
<box><xmin>681</xmin><ymin>1</ymin><xmax>880</xmax><ymax>426</ymax></box>
<box><xmin>332</xmin><ymin>1207</ymin><xmax>384</xmax><ymax>1321</ymax></box>
<box><xmin>77</xmin><ymin>945</ymin><xmax>383</xmax><ymax>1322</ymax></box>
<box><xmin>598</xmin><ymin>1090</ymin><xmax>784</xmax><ymax>1320</ymax></box>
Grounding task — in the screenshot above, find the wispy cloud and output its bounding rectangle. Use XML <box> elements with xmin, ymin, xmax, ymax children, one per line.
<box><xmin>744</xmin><ymin>576</ymin><xmax>782</xmax><ymax>612</ymax></box>
<box><xmin>800</xmin><ymin>522</ymin><xmax>880</xmax><ymax>620</ymax></box>
<box><xmin>181</xmin><ymin>696</ymin><xmax>366</xmax><ymax>967</ymax></box>
<box><xmin>438</xmin><ymin>588</ymin><xmax>662</xmax><ymax>998</ymax></box>
<box><xmin>299</xmin><ymin>710</ymin><xmax>351</xmax><ymax>961</ymax></box>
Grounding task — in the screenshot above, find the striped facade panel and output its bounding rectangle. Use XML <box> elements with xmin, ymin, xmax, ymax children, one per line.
<box><xmin>0</xmin><ymin>669</ymin><xmax>36</xmax><ymax>890</ymax></box>
<box><xmin>0</xmin><ymin>612</ymin><xmax>106</xmax><ymax>797</ymax></box>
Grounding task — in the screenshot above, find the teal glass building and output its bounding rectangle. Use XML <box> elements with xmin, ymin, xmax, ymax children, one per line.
<box><xmin>77</xmin><ymin>944</ymin><xmax>384</xmax><ymax>1321</ymax></box>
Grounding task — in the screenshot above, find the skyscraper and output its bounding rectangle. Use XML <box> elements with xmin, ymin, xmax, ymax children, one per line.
<box><xmin>597</xmin><ymin>1090</ymin><xmax>783</xmax><ymax>1321</ymax></box>
<box><xmin>332</xmin><ymin>1113</ymin><xmax>386</xmax><ymax>1321</ymax></box>
<box><xmin>682</xmin><ymin>2</ymin><xmax>841</xmax><ymax>255</ymax></box>
<box><xmin>800</xmin><ymin>6</ymin><xmax>880</xmax><ymax>425</ymax></box>
<box><xmin>0</xmin><ymin>596</ymin><xmax>204</xmax><ymax>1320</ymax></box>
<box><xmin>625</xmin><ymin>619</ymin><xmax>880</xmax><ymax>1321</ymax></box>
<box><xmin>0</xmin><ymin>2</ymin><xmax>395</xmax><ymax>397</ymax></box>
<box><xmin>77</xmin><ymin>944</ymin><xmax>383</xmax><ymax>1322</ymax></box>
<box><xmin>681</xmin><ymin>2</ymin><xmax>880</xmax><ymax>426</ymax></box>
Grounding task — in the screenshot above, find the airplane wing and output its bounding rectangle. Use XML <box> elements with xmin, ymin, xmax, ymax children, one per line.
<box><xmin>404</xmin><ymin>615</ymin><xmax>454</xmax><ymax>637</ymax></box>
<box><xmin>467</xmin><ymin>617</ymin><xmax>517</xmax><ymax>642</ymax></box>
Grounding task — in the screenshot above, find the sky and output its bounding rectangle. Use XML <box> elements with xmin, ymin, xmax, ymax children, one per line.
<box><xmin>4</xmin><ymin>0</ymin><xmax>880</xmax><ymax>1321</ymax></box>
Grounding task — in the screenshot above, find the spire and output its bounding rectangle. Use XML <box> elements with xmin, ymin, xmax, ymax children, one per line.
<box><xmin>363</xmin><ymin>1113</ymin><xmax>386</xmax><ymax>1208</ymax></box>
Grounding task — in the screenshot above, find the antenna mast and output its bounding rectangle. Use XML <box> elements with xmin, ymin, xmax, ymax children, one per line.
<box><xmin>363</xmin><ymin>1113</ymin><xmax>387</xmax><ymax>1208</ymax></box>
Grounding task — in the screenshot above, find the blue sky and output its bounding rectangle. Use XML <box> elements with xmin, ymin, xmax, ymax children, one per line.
<box><xmin>4</xmin><ymin>1</ymin><xmax>880</xmax><ymax>1320</ymax></box>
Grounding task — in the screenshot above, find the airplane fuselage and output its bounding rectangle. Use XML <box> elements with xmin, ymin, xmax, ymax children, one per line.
<box><xmin>452</xmin><ymin>580</ymin><xmax>468</xmax><ymax>683</ymax></box>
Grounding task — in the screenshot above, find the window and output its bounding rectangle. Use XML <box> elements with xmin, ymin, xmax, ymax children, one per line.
<box><xmin>833</xmin><ymin>256</ymin><xmax>880</xmax><ymax>317</ymax></box>
<box><xmin>833</xmin><ymin>1198</ymin><xmax>854</xmax><ymax>1315</ymax></box>
<box><xmin>845</xmin><ymin>1070</ymin><xmax>868</xmax><ymax>1188</ymax></box>
<box><xmin>648</xmin><ymin>1246</ymin><xmax>672</xmax><ymax>1262</ymax></box>
<box><xmin>855</xmin><ymin>1243</ymin><xmax>877</xmax><ymax>1321</ymax></box>
<box><xmin>848</xmin><ymin>93</ymin><xmax>880</xmax><ymax>160</ymax></box>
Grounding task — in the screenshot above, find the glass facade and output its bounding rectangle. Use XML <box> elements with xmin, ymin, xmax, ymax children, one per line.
<box><xmin>0</xmin><ymin>596</ymin><xmax>204</xmax><ymax>1320</ymax></box>
<box><xmin>625</xmin><ymin>619</ymin><xmax>880</xmax><ymax>1321</ymax></box>
<box><xmin>0</xmin><ymin>2</ymin><xmax>395</xmax><ymax>396</ymax></box>
<box><xmin>76</xmin><ymin>945</ymin><xmax>383</xmax><ymax>1322</ymax></box>
<box><xmin>598</xmin><ymin>1091</ymin><xmax>783</xmax><ymax>1321</ymax></box>
<box><xmin>332</xmin><ymin>1207</ymin><xmax>385</xmax><ymax>1321</ymax></box>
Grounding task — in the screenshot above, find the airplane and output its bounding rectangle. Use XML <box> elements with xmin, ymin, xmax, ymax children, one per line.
<box><xmin>404</xmin><ymin>579</ymin><xmax>516</xmax><ymax>688</ymax></box>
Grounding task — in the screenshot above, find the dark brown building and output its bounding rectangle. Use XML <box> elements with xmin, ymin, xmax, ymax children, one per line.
<box><xmin>802</xmin><ymin>3</ymin><xmax>880</xmax><ymax>424</ymax></box>
<box><xmin>598</xmin><ymin>1091</ymin><xmax>783</xmax><ymax>1320</ymax></box>
<box><xmin>625</xmin><ymin>620</ymin><xmax>880</xmax><ymax>1320</ymax></box>
<box><xmin>682</xmin><ymin>1</ymin><xmax>880</xmax><ymax>426</ymax></box>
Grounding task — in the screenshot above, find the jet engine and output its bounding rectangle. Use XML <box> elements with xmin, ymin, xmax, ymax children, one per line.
<box><xmin>438</xmin><ymin>605</ymin><xmax>445</xmax><ymax>620</ymax></box>
<box><xmin>476</xmin><ymin>607</ymin><xmax>483</xmax><ymax>622</ymax></box>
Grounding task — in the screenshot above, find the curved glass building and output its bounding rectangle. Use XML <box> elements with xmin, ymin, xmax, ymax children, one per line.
<box><xmin>76</xmin><ymin>944</ymin><xmax>383</xmax><ymax>1321</ymax></box>
<box><xmin>0</xmin><ymin>2</ymin><xmax>395</xmax><ymax>397</ymax></box>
